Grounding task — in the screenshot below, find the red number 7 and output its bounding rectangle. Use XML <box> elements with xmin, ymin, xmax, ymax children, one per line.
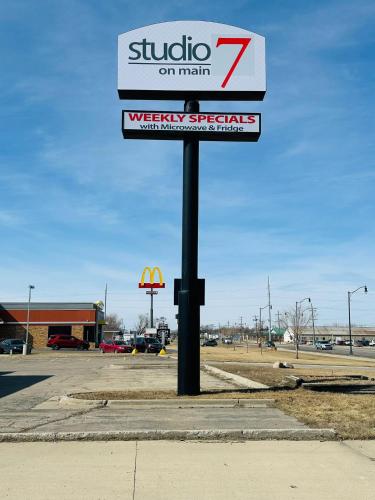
<box><xmin>216</xmin><ymin>37</ymin><xmax>251</xmax><ymax>88</ymax></box>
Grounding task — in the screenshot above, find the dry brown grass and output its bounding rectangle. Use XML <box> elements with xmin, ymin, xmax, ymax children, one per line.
<box><xmin>274</xmin><ymin>389</ymin><xmax>375</xmax><ymax>439</ymax></box>
<box><xmin>210</xmin><ymin>363</ymin><xmax>375</xmax><ymax>387</ymax></box>
<box><xmin>200</xmin><ymin>344</ymin><xmax>375</xmax><ymax>366</ymax></box>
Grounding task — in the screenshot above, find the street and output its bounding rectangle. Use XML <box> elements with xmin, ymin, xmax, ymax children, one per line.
<box><xmin>283</xmin><ymin>344</ymin><xmax>375</xmax><ymax>360</ymax></box>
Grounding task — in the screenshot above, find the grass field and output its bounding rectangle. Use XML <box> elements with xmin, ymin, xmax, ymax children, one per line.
<box><xmin>209</xmin><ymin>362</ymin><xmax>375</xmax><ymax>386</ymax></box>
<box><xmin>200</xmin><ymin>344</ymin><xmax>375</xmax><ymax>367</ymax></box>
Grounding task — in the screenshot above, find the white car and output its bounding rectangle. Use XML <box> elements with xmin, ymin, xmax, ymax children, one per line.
<box><xmin>369</xmin><ymin>340</ymin><xmax>375</xmax><ymax>346</ymax></box>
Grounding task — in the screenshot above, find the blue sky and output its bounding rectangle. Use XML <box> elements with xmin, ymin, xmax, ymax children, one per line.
<box><xmin>1</xmin><ymin>0</ymin><xmax>375</xmax><ymax>329</ymax></box>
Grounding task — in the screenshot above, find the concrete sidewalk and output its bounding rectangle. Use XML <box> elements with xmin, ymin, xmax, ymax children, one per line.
<box><xmin>0</xmin><ymin>354</ymin><xmax>311</xmax><ymax>437</ymax></box>
<box><xmin>1</xmin><ymin>440</ymin><xmax>374</xmax><ymax>499</ymax></box>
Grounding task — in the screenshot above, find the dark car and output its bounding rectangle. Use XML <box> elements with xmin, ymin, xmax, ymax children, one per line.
<box><xmin>202</xmin><ymin>339</ymin><xmax>218</xmax><ymax>347</ymax></box>
<box><xmin>132</xmin><ymin>337</ymin><xmax>163</xmax><ymax>353</ymax></box>
<box><xmin>99</xmin><ymin>339</ymin><xmax>133</xmax><ymax>354</ymax></box>
<box><xmin>354</xmin><ymin>340</ymin><xmax>365</xmax><ymax>347</ymax></box>
<box><xmin>47</xmin><ymin>335</ymin><xmax>89</xmax><ymax>350</ymax></box>
<box><xmin>263</xmin><ymin>341</ymin><xmax>276</xmax><ymax>348</ymax></box>
<box><xmin>0</xmin><ymin>339</ymin><xmax>31</xmax><ymax>354</ymax></box>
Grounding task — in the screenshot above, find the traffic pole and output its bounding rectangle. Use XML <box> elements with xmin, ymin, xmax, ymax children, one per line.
<box><xmin>178</xmin><ymin>99</ymin><xmax>200</xmax><ymax>396</ymax></box>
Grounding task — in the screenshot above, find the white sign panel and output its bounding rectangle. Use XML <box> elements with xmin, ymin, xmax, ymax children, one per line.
<box><xmin>122</xmin><ymin>111</ymin><xmax>261</xmax><ymax>142</ymax></box>
<box><xmin>118</xmin><ymin>21</ymin><xmax>266</xmax><ymax>101</ymax></box>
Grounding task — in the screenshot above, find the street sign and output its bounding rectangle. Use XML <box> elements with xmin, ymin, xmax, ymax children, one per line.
<box><xmin>122</xmin><ymin>111</ymin><xmax>261</xmax><ymax>142</ymax></box>
<box><xmin>118</xmin><ymin>21</ymin><xmax>266</xmax><ymax>101</ymax></box>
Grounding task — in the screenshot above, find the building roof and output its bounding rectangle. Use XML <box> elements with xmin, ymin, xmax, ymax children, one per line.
<box><xmin>285</xmin><ymin>326</ymin><xmax>375</xmax><ymax>336</ymax></box>
<box><xmin>271</xmin><ymin>327</ymin><xmax>286</xmax><ymax>336</ymax></box>
<box><xmin>0</xmin><ymin>303</ymin><xmax>100</xmax><ymax>311</ymax></box>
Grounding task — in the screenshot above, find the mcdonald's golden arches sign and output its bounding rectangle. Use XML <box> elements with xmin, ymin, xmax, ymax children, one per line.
<box><xmin>139</xmin><ymin>267</ymin><xmax>165</xmax><ymax>288</ymax></box>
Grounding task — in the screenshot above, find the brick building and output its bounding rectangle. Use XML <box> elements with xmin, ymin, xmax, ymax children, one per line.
<box><xmin>0</xmin><ymin>303</ymin><xmax>105</xmax><ymax>348</ymax></box>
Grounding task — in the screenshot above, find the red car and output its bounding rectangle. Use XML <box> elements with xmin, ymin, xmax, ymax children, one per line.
<box><xmin>99</xmin><ymin>339</ymin><xmax>133</xmax><ymax>354</ymax></box>
<box><xmin>47</xmin><ymin>335</ymin><xmax>89</xmax><ymax>350</ymax></box>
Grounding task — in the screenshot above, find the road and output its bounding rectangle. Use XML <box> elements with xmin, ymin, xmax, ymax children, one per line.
<box><xmin>282</xmin><ymin>344</ymin><xmax>375</xmax><ymax>360</ymax></box>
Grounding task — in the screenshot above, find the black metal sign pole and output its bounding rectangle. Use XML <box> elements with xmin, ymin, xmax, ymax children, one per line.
<box><xmin>178</xmin><ymin>99</ymin><xmax>200</xmax><ymax>396</ymax></box>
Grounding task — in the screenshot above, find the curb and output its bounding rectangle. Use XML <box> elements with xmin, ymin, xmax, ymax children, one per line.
<box><xmin>59</xmin><ymin>395</ymin><xmax>107</xmax><ymax>409</ymax></box>
<box><xmin>0</xmin><ymin>428</ymin><xmax>337</xmax><ymax>442</ymax></box>
<box><xmin>204</xmin><ymin>364</ymin><xmax>269</xmax><ymax>389</ymax></box>
<box><xmin>105</xmin><ymin>398</ymin><xmax>275</xmax><ymax>408</ymax></box>
<box><xmin>59</xmin><ymin>395</ymin><xmax>275</xmax><ymax>409</ymax></box>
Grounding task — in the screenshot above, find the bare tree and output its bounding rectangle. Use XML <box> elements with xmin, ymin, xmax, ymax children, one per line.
<box><xmin>281</xmin><ymin>307</ymin><xmax>311</xmax><ymax>359</ymax></box>
<box><xmin>104</xmin><ymin>313</ymin><xmax>123</xmax><ymax>331</ymax></box>
<box><xmin>134</xmin><ymin>314</ymin><xmax>148</xmax><ymax>335</ymax></box>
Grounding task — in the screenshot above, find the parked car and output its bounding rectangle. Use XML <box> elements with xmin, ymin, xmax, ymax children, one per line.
<box><xmin>202</xmin><ymin>339</ymin><xmax>218</xmax><ymax>347</ymax></box>
<box><xmin>222</xmin><ymin>337</ymin><xmax>233</xmax><ymax>344</ymax></box>
<box><xmin>0</xmin><ymin>339</ymin><xmax>31</xmax><ymax>354</ymax></box>
<box><xmin>132</xmin><ymin>337</ymin><xmax>163</xmax><ymax>353</ymax></box>
<box><xmin>263</xmin><ymin>341</ymin><xmax>276</xmax><ymax>348</ymax></box>
<box><xmin>47</xmin><ymin>335</ymin><xmax>89</xmax><ymax>350</ymax></box>
<box><xmin>344</xmin><ymin>340</ymin><xmax>353</xmax><ymax>346</ymax></box>
<box><xmin>354</xmin><ymin>340</ymin><xmax>365</xmax><ymax>347</ymax></box>
<box><xmin>99</xmin><ymin>339</ymin><xmax>133</xmax><ymax>354</ymax></box>
<box><xmin>369</xmin><ymin>340</ymin><xmax>375</xmax><ymax>346</ymax></box>
<box><xmin>316</xmin><ymin>342</ymin><xmax>333</xmax><ymax>350</ymax></box>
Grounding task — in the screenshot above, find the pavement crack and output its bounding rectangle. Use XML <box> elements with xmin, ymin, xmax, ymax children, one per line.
<box><xmin>17</xmin><ymin>407</ymin><xmax>97</xmax><ymax>433</ymax></box>
<box><xmin>340</xmin><ymin>441</ymin><xmax>375</xmax><ymax>462</ymax></box>
<box><xmin>132</xmin><ymin>441</ymin><xmax>138</xmax><ymax>500</ymax></box>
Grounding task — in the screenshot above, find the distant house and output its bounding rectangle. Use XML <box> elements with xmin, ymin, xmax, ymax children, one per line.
<box><xmin>270</xmin><ymin>327</ymin><xmax>286</xmax><ymax>341</ymax></box>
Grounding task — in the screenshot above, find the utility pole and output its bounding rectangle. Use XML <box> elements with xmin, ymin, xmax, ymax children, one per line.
<box><xmin>267</xmin><ymin>276</ymin><xmax>272</xmax><ymax>341</ymax></box>
<box><xmin>253</xmin><ymin>316</ymin><xmax>258</xmax><ymax>342</ymax></box>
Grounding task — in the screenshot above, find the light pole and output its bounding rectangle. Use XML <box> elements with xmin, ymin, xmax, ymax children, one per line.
<box><xmin>23</xmin><ymin>285</ymin><xmax>35</xmax><ymax>356</ymax></box>
<box><xmin>310</xmin><ymin>302</ymin><xmax>316</xmax><ymax>346</ymax></box>
<box><xmin>295</xmin><ymin>297</ymin><xmax>311</xmax><ymax>359</ymax></box>
<box><xmin>348</xmin><ymin>285</ymin><xmax>368</xmax><ymax>355</ymax></box>
<box><xmin>253</xmin><ymin>316</ymin><xmax>258</xmax><ymax>342</ymax></box>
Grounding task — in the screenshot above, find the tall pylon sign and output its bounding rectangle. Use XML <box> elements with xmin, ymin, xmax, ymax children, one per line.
<box><xmin>120</xmin><ymin>21</ymin><xmax>266</xmax><ymax>395</ymax></box>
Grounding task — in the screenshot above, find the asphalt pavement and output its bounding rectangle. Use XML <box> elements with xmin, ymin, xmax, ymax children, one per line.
<box><xmin>281</xmin><ymin>343</ymin><xmax>375</xmax><ymax>360</ymax></box>
<box><xmin>0</xmin><ymin>351</ymin><xmax>307</xmax><ymax>436</ymax></box>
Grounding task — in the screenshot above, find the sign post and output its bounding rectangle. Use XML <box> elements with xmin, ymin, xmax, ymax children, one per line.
<box><xmin>178</xmin><ymin>99</ymin><xmax>200</xmax><ymax>394</ymax></box>
<box><xmin>119</xmin><ymin>21</ymin><xmax>266</xmax><ymax>395</ymax></box>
